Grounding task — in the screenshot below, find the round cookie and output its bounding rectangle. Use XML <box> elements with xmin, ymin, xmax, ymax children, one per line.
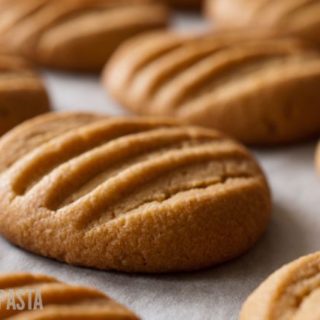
<box><xmin>104</xmin><ymin>31</ymin><xmax>320</xmax><ymax>145</ymax></box>
<box><xmin>0</xmin><ymin>112</ymin><xmax>271</xmax><ymax>273</ymax></box>
<box><xmin>0</xmin><ymin>53</ymin><xmax>50</xmax><ymax>136</ymax></box>
<box><xmin>0</xmin><ymin>273</ymin><xmax>139</xmax><ymax>319</ymax></box>
<box><xmin>0</xmin><ymin>0</ymin><xmax>169</xmax><ymax>71</ymax></box>
<box><xmin>240</xmin><ymin>252</ymin><xmax>320</xmax><ymax>320</ymax></box>
<box><xmin>205</xmin><ymin>0</ymin><xmax>320</xmax><ymax>45</ymax></box>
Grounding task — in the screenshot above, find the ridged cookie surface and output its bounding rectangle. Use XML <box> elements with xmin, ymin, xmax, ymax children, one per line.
<box><xmin>104</xmin><ymin>31</ymin><xmax>320</xmax><ymax>145</ymax></box>
<box><xmin>0</xmin><ymin>273</ymin><xmax>139</xmax><ymax>319</ymax></box>
<box><xmin>240</xmin><ymin>252</ymin><xmax>320</xmax><ymax>320</ymax></box>
<box><xmin>0</xmin><ymin>112</ymin><xmax>271</xmax><ymax>273</ymax></box>
<box><xmin>0</xmin><ymin>0</ymin><xmax>168</xmax><ymax>71</ymax></box>
<box><xmin>0</xmin><ymin>53</ymin><xmax>50</xmax><ymax>136</ymax></box>
<box><xmin>206</xmin><ymin>0</ymin><xmax>320</xmax><ymax>44</ymax></box>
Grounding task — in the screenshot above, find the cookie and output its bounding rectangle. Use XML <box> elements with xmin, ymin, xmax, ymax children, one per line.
<box><xmin>0</xmin><ymin>0</ymin><xmax>169</xmax><ymax>71</ymax></box>
<box><xmin>240</xmin><ymin>252</ymin><xmax>320</xmax><ymax>320</ymax></box>
<box><xmin>206</xmin><ymin>0</ymin><xmax>320</xmax><ymax>45</ymax></box>
<box><xmin>0</xmin><ymin>273</ymin><xmax>139</xmax><ymax>319</ymax></box>
<box><xmin>104</xmin><ymin>31</ymin><xmax>320</xmax><ymax>145</ymax></box>
<box><xmin>0</xmin><ymin>112</ymin><xmax>271</xmax><ymax>273</ymax></box>
<box><xmin>0</xmin><ymin>53</ymin><xmax>50</xmax><ymax>136</ymax></box>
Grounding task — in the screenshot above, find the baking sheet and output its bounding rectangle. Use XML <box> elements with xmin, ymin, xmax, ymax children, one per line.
<box><xmin>0</xmin><ymin>12</ymin><xmax>320</xmax><ymax>320</ymax></box>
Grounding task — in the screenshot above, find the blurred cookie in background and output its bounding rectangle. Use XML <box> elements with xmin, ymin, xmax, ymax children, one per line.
<box><xmin>206</xmin><ymin>0</ymin><xmax>320</xmax><ymax>46</ymax></box>
<box><xmin>0</xmin><ymin>53</ymin><xmax>50</xmax><ymax>136</ymax></box>
<box><xmin>0</xmin><ymin>0</ymin><xmax>169</xmax><ymax>72</ymax></box>
<box><xmin>240</xmin><ymin>252</ymin><xmax>320</xmax><ymax>320</ymax></box>
<box><xmin>0</xmin><ymin>273</ymin><xmax>140</xmax><ymax>319</ymax></box>
<box><xmin>104</xmin><ymin>30</ymin><xmax>320</xmax><ymax>145</ymax></box>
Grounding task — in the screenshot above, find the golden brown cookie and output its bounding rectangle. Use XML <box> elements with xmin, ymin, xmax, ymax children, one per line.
<box><xmin>0</xmin><ymin>273</ymin><xmax>139</xmax><ymax>319</ymax></box>
<box><xmin>206</xmin><ymin>0</ymin><xmax>320</xmax><ymax>45</ymax></box>
<box><xmin>0</xmin><ymin>0</ymin><xmax>169</xmax><ymax>71</ymax></box>
<box><xmin>0</xmin><ymin>53</ymin><xmax>50</xmax><ymax>136</ymax></box>
<box><xmin>240</xmin><ymin>252</ymin><xmax>320</xmax><ymax>320</ymax></box>
<box><xmin>104</xmin><ymin>31</ymin><xmax>320</xmax><ymax>145</ymax></box>
<box><xmin>0</xmin><ymin>112</ymin><xmax>271</xmax><ymax>273</ymax></box>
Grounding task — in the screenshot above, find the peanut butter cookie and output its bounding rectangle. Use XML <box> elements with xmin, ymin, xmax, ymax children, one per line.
<box><xmin>0</xmin><ymin>53</ymin><xmax>50</xmax><ymax>136</ymax></box>
<box><xmin>240</xmin><ymin>252</ymin><xmax>320</xmax><ymax>320</ymax></box>
<box><xmin>0</xmin><ymin>112</ymin><xmax>271</xmax><ymax>273</ymax></box>
<box><xmin>206</xmin><ymin>0</ymin><xmax>320</xmax><ymax>45</ymax></box>
<box><xmin>0</xmin><ymin>0</ymin><xmax>168</xmax><ymax>71</ymax></box>
<box><xmin>0</xmin><ymin>273</ymin><xmax>139</xmax><ymax>319</ymax></box>
<box><xmin>104</xmin><ymin>31</ymin><xmax>320</xmax><ymax>145</ymax></box>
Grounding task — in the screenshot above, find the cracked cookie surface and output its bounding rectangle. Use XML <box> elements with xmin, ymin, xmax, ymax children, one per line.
<box><xmin>0</xmin><ymin>53</ymin><xmax>50</xmax><ymax>136</ymax></box>
<box><xmin>240</xmin><ymin>252</ymin><xmax>320</xmax><ymax>320</ymax></box>
<box><xmin>104</xmin><ymin>31</ymin><xmax>320</xmax><ymax>145</ymax></box>
<box><xmin>0</xmin><ymin>112</ymin><xmax>271</xmax><ymax>272</ymax></box>
<box><xmin>0</xmin><ymin>272</ymin><xmax>139</xmax><ymax>319</ymax></box>
<box><xmin>0</xmin><ymin>0</ymin><xmax>168</xmax><ymax>71</ymax></box>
